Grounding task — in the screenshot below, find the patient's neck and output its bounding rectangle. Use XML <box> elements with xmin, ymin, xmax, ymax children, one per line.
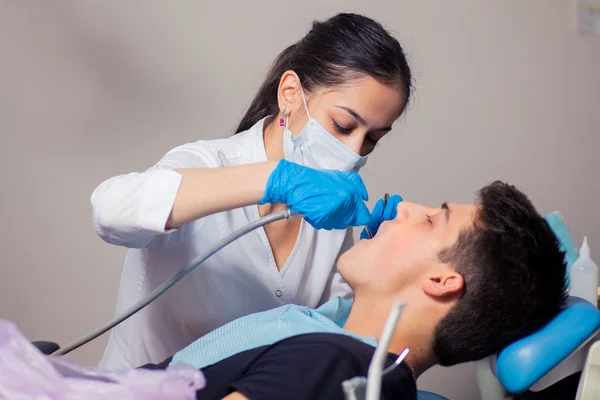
<box><xmin>343</xmin><ymin>291</ymin><xmax>440</xmax><ymax>378</ymax></box>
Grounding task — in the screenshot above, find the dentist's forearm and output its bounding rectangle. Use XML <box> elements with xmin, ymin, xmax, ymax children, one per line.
<box><xmin>166</xmin><ymin>161</ymin><xmax>278</xmax><ymax>229</ymax></box>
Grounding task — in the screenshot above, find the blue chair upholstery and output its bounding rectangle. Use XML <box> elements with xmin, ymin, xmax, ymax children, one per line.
<box><xmin>494</xmin><ymin>296</ymin><xmax>600</xmax><ymax>394</ymax></box>
<box><xmin>417</xmin><ymin>390</ymin><xmax>449</xmax><ymax>400</ymax></box>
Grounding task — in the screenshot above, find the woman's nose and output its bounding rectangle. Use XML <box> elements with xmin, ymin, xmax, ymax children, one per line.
<box><xmin>344</xmin><ymin>136</ymin><xmax>364</xmax><ymax>155</ymax></box>
<box><xmin>337</xmin><ymin>131</ymin><xmax>369</xmax><ymax>155</ymax></box>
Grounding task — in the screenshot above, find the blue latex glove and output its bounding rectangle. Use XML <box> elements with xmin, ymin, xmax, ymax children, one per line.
<box><xmin>260</xmin><ymin>160</ymin><xmax>371</xmax><ymax>230</ymax></box>
<box><xmin>360</xmin><ymin>194</ymin><xmax>403</xmax><ymax>239</ymax></box>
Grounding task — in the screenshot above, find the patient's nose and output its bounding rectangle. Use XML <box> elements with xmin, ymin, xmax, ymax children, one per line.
<box><xmin>395</xmin><ymin>202</ymin><xmax>436</xmax><ymax>221</ymax></box>
<box><xmin>395</xmin><ymin>201</ymin><xmax>415</xmax><ymax>221</ymax></box>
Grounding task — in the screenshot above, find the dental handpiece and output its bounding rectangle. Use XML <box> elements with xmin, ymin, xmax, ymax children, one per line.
<box><xmin>54</xmin><ymin>209</ymin><xmax>303</xmax><ymax>356</ymax></box>
<box><xmin>364</xmin><ymin>193</ymin><xmax>390</xmax><ymax>239</ymax></box>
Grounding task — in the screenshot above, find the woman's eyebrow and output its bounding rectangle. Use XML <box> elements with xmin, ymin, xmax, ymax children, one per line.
<box><xmin>334</xmin><ymin>105</ymin><xmax>367</xmax><ymax>125</ymax></box>
<box><xmin>334</xmin><ymin>105</ymin><xmax>393</xmax><ymax>131</ymax></box>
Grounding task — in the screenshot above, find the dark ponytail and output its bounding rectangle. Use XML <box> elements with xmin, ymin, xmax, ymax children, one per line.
<box><xmin>235</xmin><ymin>13</ymin><xmax>412</xmax><ymax>134</ymax></box>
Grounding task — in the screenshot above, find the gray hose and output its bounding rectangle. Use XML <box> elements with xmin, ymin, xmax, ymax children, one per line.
<box><xmin>54</xmin><ymin>209</ymin><xmax>302</xmax><ymax>356</ymax></box>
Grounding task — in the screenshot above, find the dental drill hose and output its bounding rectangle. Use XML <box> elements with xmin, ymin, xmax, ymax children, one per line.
<box><xmin>53</xmin><ymin>209</ymin><xmax>303</xmax><ymax>356</ymax></box>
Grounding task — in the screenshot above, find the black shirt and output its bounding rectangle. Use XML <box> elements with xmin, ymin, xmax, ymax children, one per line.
<box><xmin>141</xmin><ymin>333</ymin><xmax>416</xmax><ymax>400</ymax></box>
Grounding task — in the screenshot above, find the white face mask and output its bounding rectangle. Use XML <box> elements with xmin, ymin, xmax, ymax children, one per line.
<box><xmin>282</xmin><ymin>88</ymin><xmax>369</xmax><ymax>172</ymax></box>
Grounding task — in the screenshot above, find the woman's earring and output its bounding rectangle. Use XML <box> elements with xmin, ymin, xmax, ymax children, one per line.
<box><xmin>279</xmin><ymin>108</ymin><xmax>286</xmax><ymax>127</ymax></box>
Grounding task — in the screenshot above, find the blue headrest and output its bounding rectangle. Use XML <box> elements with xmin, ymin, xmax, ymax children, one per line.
<box><xmin>496</xmin><ymin>296</ymin><xmax>600</xmax><ymax>394</ymax></box>
<box><xmin>417</xmin><ymin>391</ymin><xmax>449</xmax><ymax>400</ymax></box>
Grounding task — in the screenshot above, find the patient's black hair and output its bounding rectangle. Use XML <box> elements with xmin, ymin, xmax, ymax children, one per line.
<box><xmin>433</xmin><ymin>181</ymin><xmax>568</xmax><ymax>366</ymax></box>
<box><xmin>235</xmin><ymin>13</ymin><xmax>412</xmax><ymax>133</ymax></box>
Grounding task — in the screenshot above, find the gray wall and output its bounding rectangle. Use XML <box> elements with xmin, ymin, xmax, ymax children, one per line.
<box><xmin>1</xmin><ymin>1</ymin><xmax>598</xmax><ymax>399</ymax></box>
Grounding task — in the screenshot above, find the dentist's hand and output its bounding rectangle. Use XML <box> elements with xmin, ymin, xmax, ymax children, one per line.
<box><xmin>360</xmin><ymin>194</ymin><xmax>403</xmax><ymax>239</ymax></box>
<box><xmin>260</xmin><ymin>160</ymin><xmax>371</xmax><ymax>230</ymax></box>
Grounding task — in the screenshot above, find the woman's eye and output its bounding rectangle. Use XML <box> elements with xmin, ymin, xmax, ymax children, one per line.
<box><xmin>333</xmin><ymin>120</ymin><xmax>352</xmax><ymax>134</ymax></box>
<box><xmin>426</xmin><ymin>215</ymin><xmax>433</xmax><ymax>224</ymax></box>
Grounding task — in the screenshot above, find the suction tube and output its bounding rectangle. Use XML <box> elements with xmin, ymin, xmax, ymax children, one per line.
<box><xmin>54</xmin><ymin>209</ymin><xmax>302</xmax><ymax>356</ymax></box>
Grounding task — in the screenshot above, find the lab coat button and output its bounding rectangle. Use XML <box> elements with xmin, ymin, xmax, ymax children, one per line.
<box><xmin>275</xmin><ymin>290</ymin><xmax>283</xmax><ymax>297</ymax></box>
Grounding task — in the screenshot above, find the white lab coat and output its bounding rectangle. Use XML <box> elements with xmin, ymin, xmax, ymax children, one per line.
<box><xmin>92</xmin><ymin>118</ymin><xmax>354</xmax><ymax>370</ymax></box>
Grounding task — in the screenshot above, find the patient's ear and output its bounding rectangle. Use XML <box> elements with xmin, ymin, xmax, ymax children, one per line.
<box><xmin>421</xmin><ymin>270</ymin><xmax>464</xmax><ymax>298</ymax></box>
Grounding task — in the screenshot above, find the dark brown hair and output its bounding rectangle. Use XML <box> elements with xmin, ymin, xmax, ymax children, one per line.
<box><xmin>235</xmin><ymin>13</ymin><xmax>412</xmax><ymax>133</ymax></box>
<box><xmin>433</xmin><ymin>181</ymin><xmax>568</xmax><ymax>365</ymax></box>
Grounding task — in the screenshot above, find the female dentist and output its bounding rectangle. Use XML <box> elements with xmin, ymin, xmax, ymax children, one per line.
<box><xmin>92</xmin><ymin>13</ymin><xmax>411</xmax><ymax>370</ymax></box>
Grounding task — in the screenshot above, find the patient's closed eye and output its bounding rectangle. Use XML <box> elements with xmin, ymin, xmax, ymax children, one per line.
<box><xmin>426</xmin><ymin>215</ymin><xmax>433</xmax><ymax>225</ymax></box>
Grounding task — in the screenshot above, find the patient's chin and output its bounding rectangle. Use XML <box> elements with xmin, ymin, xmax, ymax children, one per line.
<box><xmin>337</xmin><ymin>243</ymin><xmax>368</xmax><ymax>277</ymax></box>
<box><xmin>349</xmin><ymin>234</ymin><xmax>376</xmax><ymax>256</ymax></box>
<box><xmin>342</xmin><ymin>238</ymin><xmax>367</xmax><ymax>260</ymax></box>
<box><xmin>337</xmin><ymin>250</ymin><xmax>356</xmax><ymax>275</ymax></box>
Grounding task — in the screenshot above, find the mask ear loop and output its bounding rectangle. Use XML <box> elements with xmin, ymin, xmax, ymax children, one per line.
<box><xmin>299</xmin><ymin>86</ymin><xmax>311</xmax><ymax>120</ymax></box>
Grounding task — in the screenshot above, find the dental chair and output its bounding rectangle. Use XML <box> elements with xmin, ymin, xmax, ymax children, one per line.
<box><xmin>475</xmin><ymin>295</ymin><xmax>600</xmax><ymax>400</ymax></box>
<box><xmin>417</xmin><ymin>295</ymin><xmax>600</xmax><ymax>400</ymax></box>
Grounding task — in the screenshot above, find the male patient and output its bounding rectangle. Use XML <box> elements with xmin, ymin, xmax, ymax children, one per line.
<box><xmin>142</xmin><ymin>181</ymin><xmax>568</xmax><ymax>400</ymax></box>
